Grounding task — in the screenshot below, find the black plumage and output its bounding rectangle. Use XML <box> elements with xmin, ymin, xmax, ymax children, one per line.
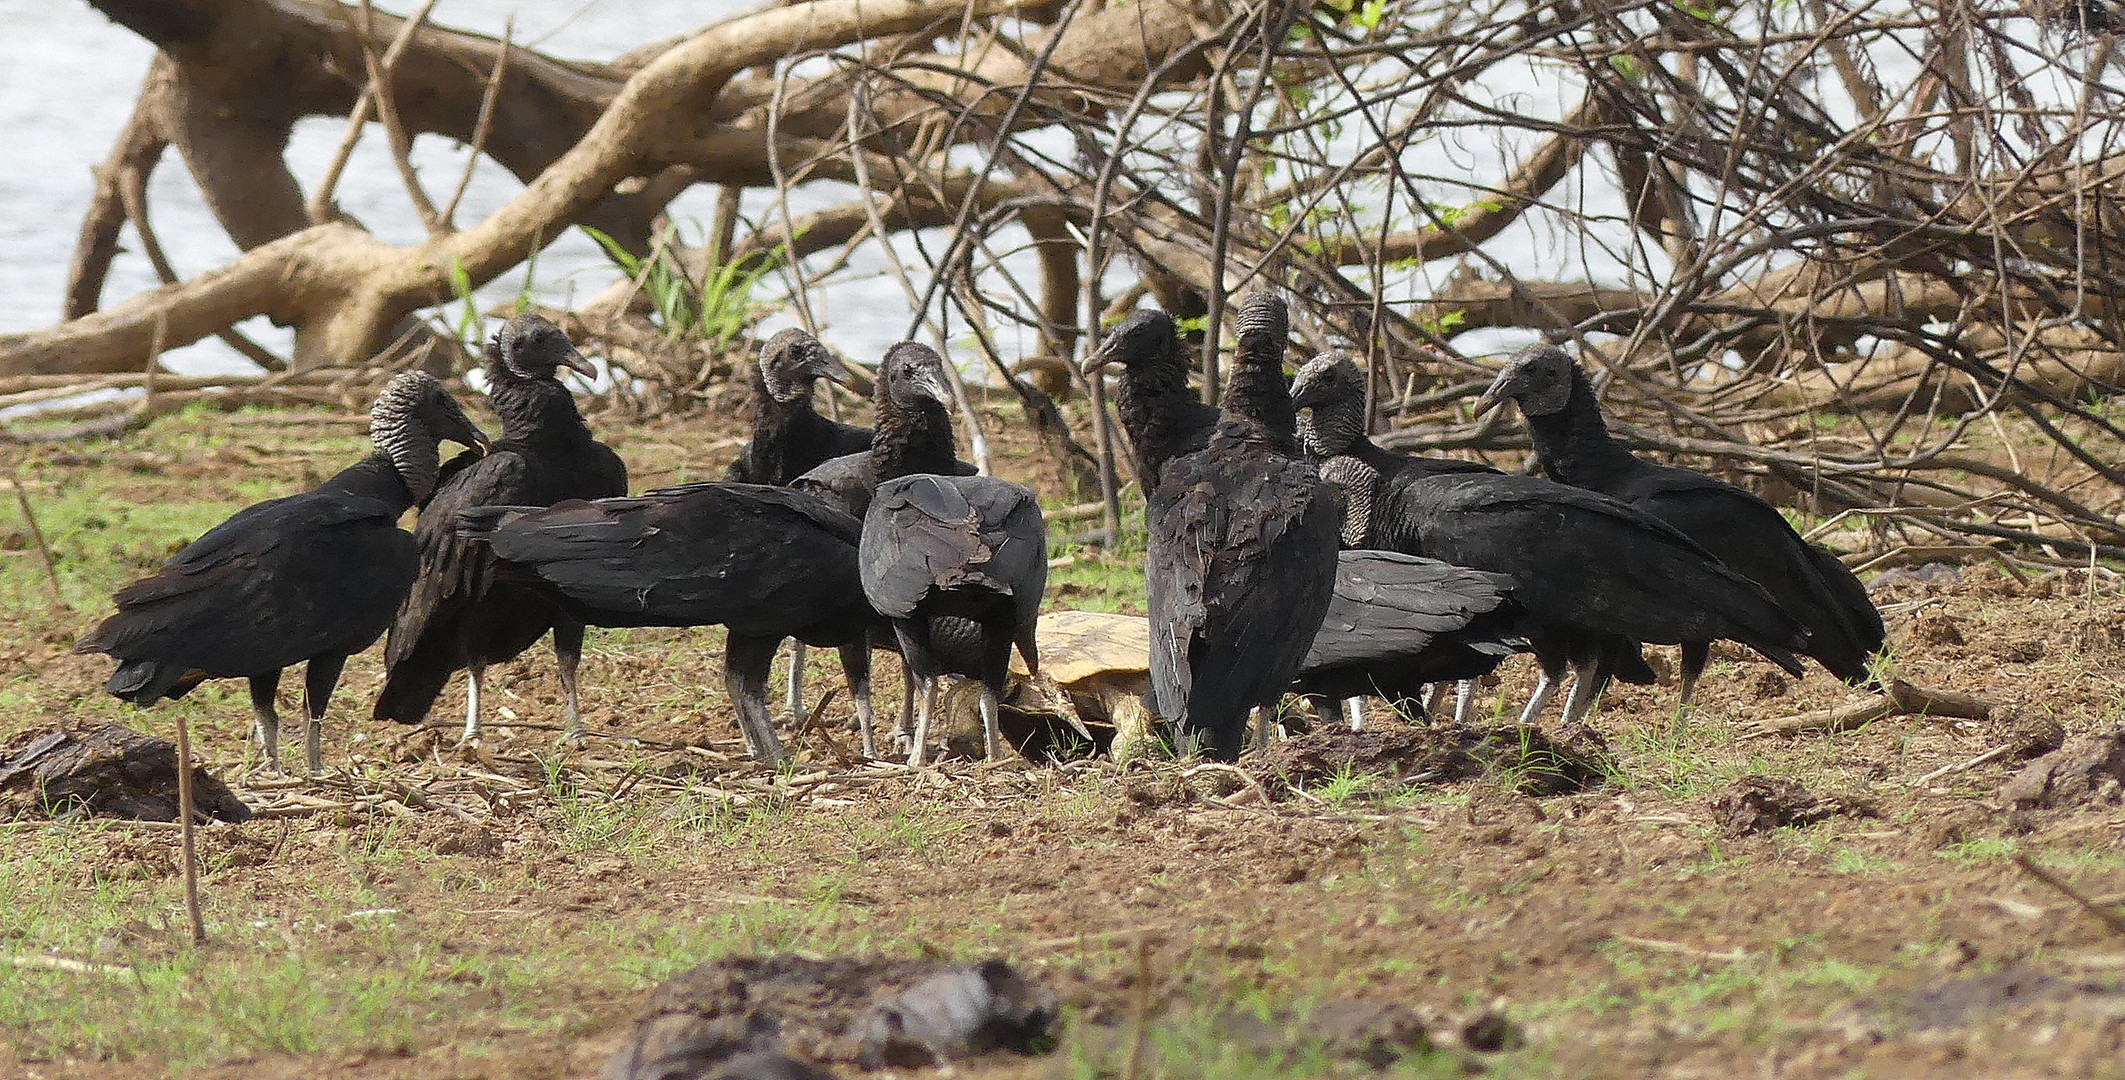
<box><xmin>790</xmin><ymin>344</ymin><xmax>977</xmax><ymax>519</ymax></box>
<box><xmin>722</xmin><ymin>328</ymin><xmax>870</xmax><ymax>725</ymax></box>
<box><xmin>1477</xmin><ymin>344</ymin><xmax>1885</xmax><ymax>698</ymax></box>
<box><xmin>1144</xmin><ymin>294</ymin><xmax>1340</xmax><ymax>761</ymax></box>
<box><xmin>77</xmin><ymin>372</ymin><xmax>490</xmax><ymax>772</ymax></box>
<box><xmin>1080</xmin><ymin>309</ymin><xmax>1219</xmax><ymax>491</ymax></box>
<box><xmin>1294</xmin><ymin>551</ymin><xmax>1524</xmax><ymax>716</ymax></box>
<box><xmin>851</xmin><ymin>342</ymin><xmax>1047</xmax><ymax>765</ymax></box>
<box><xmin>372</xmin><ymin>313</ymin><xmax>629</xmax><ymax>744</ymax></box>
<box><xmin>1292</xmin><ymin>352</ymin><xmax>1804</xmax><ymax>725</ymax></box>
<box><xmin>723</xmin><ymin>328</ymin><xmax>869</xmax><ymax>485</ymax></box>
<box><xmin>457</xmin><ymin>483</ymin><xmax>883</xmax><ymax>763</ymax></box>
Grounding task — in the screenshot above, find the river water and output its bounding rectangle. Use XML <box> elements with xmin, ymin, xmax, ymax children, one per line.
<box><xmin>0</xmin><ymin>0</ymin><xmax>954</xmax><ymax>376</ymax></box>
<box><xmin>3</xmin><ymin>0</ymin><xmax>1626</xmax><ymax>378</ymax></box>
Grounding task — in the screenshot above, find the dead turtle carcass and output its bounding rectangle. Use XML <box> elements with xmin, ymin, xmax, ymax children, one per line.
<box><xmin>1008</xmin><ymin>610</ymin><xmax>1157</xmax><ymax>761</ymax></box>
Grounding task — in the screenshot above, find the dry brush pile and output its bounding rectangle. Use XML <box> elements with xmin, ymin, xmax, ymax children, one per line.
<box><xmin>7</xmin><ymin>0</ymin><xmax>2125</xmax><ymax>558</ymax></box>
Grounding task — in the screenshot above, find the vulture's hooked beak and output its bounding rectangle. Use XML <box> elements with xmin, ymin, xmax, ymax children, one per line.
<box><xmin>809</xmin><ymin>347</ymin><xmax>858</xmax><ymax>388</ymax></box>
<box><xmin>908</xmin><ymin>363</ymin><xmax>953</xmax><ymax>408</ymax></box>
<box><xmin>1472</xmin><ymin>369</ymin><xmax>1519</xmax><ymax>416</ymax></box>
<box><xmin>1080</xmin><ymin>335</ymin><xmax>1122</xmax><ymax>378</ymax></box>
<box><xmin>558</xmin><ymin>346</ymin><xmax>599</xmax><ymax>381</ymax></box>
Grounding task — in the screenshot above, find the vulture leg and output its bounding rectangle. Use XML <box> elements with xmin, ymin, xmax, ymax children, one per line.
<box><xmin>838</xmin><ymin>640</ymin><xmax>877</xmax><ymax>758</ymax></box>
<box><xmin>725</xmin><ymin>635</ymin><xmax>789</xmax><ymax>764</ymax></box>
<box><xmin>1560</xmin><ymin>660</ymin><xmax>1608</xmax><ymax>725</ymax></box>
<box><xmin>1677</xmin><ymin>641</ymin><xmax>1710</xmax><ymax>709</ymax></box>
<box><xmin>1517</xmin><ymin>665</ymin><xmax>1563</xmax><ymax>726</ymax></box>
<box><xmin>461</xmin><ymin>663</ymin><xmax>486</xmax><ymax>746</ymax></box>
<box><xmin>1425</xmin><ymin>683</ymin><xmax>1451</xmax><ymax>722</ymax></box>
<box><xmin>553</xmin><ymin>618</ymin><xmax>587</xmax><ymax>744</ymax></box>
<box><xmin>301</xmin><ymin>654</ymin><xmax>347</xmax><ymax>775</ymax></box>
<box><xmin>977</xmin><ymin>685</ymin><xmax>1003</xmax><ymax>762</ymax></box>
<box><xmin>1251</xmin><ymin>705</ymin><xmax>1274</xmax><ymax>752</ymax></box>
<box><xmin>907</xmin><ymin>676</ymin><xmax>940</xmax><ymax>767</ymax></box>
<box><xmin>1454</xmin><ymin>680</ymin><xmax>1479</xmax><ymax>726</ymax></box>
<box><xmin>897</xmin><ymin>662</ymin><xmax>918</xmax><ymax>752</ymax></box>
<box><xmin>249</xmin><ymin>671</ymin><xmax>284</xmax><ymax>772</ymax></box>
<box><xmin>785</xmin><ymin>642</ymin><xmax>807</xmax><ymax>723</ymax></box>
<box><xmin>1346</xmin><ymin>697</ymin><xmax>1367</xmax><ymax>732</ymax></box>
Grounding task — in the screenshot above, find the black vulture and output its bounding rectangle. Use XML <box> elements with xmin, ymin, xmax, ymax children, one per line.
<box><xmin>1477</xmin><ymin>344</ymin><xmax>1885</xmax><ymax>700</ymax></box>
<box><xmin>1290</xmin><ymin>352</ymin><xmax>1805</xmax><ymax>724</ymax></box>
<box><xmin>782</xmin><ymin>342</ymin><xmax>979</xmax><ymax>748</ymax></box>
<box><xmin>1290</xmin><ymin>353</ymin><xmax>1656</xmax><ymax>722</ymax></box>
<box><xmin>77</xmin><ymin>372</ymin><xmax>491</xmax><ymax>772</ymax></box>
<box><xmin>372</xmin><ymin>313</ymin><xmax>629</xmax><ymax>744</ymax></box>
<box><xmin>861</xmin><ymin>474</ymin><xmax>1047</xmax><ymax>765</ymax></box>
<box><xmin>1080</xmin><ymin>309</ymin><xmax>1218</xmax><ymax>491</ymax></box>
<box><xmin>456</xmin><ymin>483</ymin><xmax>883</xmax><ymax>763</ymax></box>
<box><xmin>1294</xmin><ymin>550</ymin><xmax>1524</xmax><ymax>722</ymax></box>
<box><xmin>790</xmin><ymin>344</ymin><xmax>976</xmax><ymax>519</ymax></box>
<box><xmin>1145</xmin><ymin>294</ymin><xmax>1340</xmax><ymax>761</ymax></box>
<box><xmin>849</xmin><ymin>342</ymin><xmax>1047</xmax><ymax>765</ymax></box>
<box><xmin>721</xmin><ymin>327</ymin><xmax>867</xmax><ymax>722</ymax></box>
<box><xmin>723</xmin><ymin>327</ymin><xmax>869</xmax><ymax>484</ymax></box>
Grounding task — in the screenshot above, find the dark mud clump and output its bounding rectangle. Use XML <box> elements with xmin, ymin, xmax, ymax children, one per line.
<box><xmin>1707</xmin><ymin>775</ymin><xmax>1878</xmax><ymax>835</ymax></box>
<box><xmin>0</xmin><ymin>723</ymin><xmax>251</xmax><ymax>823</ymax></box>
<box><xmin>2000</xmin><ymin>730</ymin><xmax>2125</xmax><ymax>810</ymax></box>
<box><xmin>1708</xmin><ymin>776</ymin><xmax>1830</xmax><ymax>834</ymax></box>
<box><xmin>607</xmin><ymin>955</ymin><xmax>1055</xmax><ymax>1080</ymax></box>
<box><xmin>1834</xmin><ymin>966</ymin><xmax>2125</xmax><ymax>1038</ymax></box>
<box><xmin>1212</xmin><ymin>1000</ymin><xmax>1434</xmax><ymax>1068</ymax></box>
<box><xmin>1255</xmin><ymin>723</ymin><xmax>1614</xmax><ymax>797</ymax></box>
<box><xmin>855</xmin><ymin>959</ymin><xmax>1055</xmax><ymax>1068</ymax></box>
<box><xmin>1076</xmin><ymin>999</ymin><xmax>1520</xmax><ymax>1073</ymax></box>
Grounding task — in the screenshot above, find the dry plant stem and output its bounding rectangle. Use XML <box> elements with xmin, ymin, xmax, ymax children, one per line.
<box><xmin>351</xmin><ymin>0</ymin><xmax>446</xmax><ymax>236</ymax></box>
<box><xmin>307</xmin><ymin>0</ymin><xmax>445</xmax><ymax>226</ymax></box>
<box><xmin>1611</xmin><ymin>934</ymin><xmax>1751</xmax><ymax>963</ymax></box>
<box><xmin>1742</xmin><ymin>679</ymin><xmax>1994</xmax><ymax>738</ymax></box>
<box><xmin>9</xmin><ymin>478</ymin><xmax>62</xmax><ymax>605</ymax></box>
<box><xmin>141</xmin><ymin>312</ymin><xmax>166</xmax><ymax>412</ymax></box>
<box><xmin>0</xmin><ymin>954</ymin><xmax>134</xmax><ymax>977</ymax></box>
<box><xmin>1909</xmin><ymin>742</ymin><xmax>2016</xmax><ymax>785</ymax></box>
<box><xmin>1120</xmin><ymin>931</ymin><xmax>1152</xmax><ymax>1080</ymax></box>
<box><xmin>439</xmin><ymin>15</ymin><xmax>514</xmax><ymax>229</ymax></box>
<box><xmin>2013</xmin><ymin>853</ymin><xmax>2125</xmax><ymax>937</ymax></box>
<box><xmin>173</xmin><ymin>712</ymin><xmax>206</xmax><ymax>946</ymax></box>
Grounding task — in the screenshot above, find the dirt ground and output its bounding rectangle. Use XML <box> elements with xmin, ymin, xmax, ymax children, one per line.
<box><xmin>1</xmin><ymin>400</ymin><xmax>2123</xmax><ymax>1080</ymax></box>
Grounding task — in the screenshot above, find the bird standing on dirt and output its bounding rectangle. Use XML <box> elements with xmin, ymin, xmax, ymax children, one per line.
<box><xmin>1145</xmin><ymin>293</ymin><xmax>1340</xmax><ymax>760</ymax></box>
<box><xmin>372</xmin><ymin>313</ymin><xmax>628</xmax><ymax>746</ymax></box>
<box><xmin>78</xmin><ymin>372</ymin><xmax>491</xmax><ymax>773</ymax></box>
<box><xmin>722</xmin><ymin>327</ymin><xmax>869</xmax><ymax>726</ymax></box>
<box><xmin>1477</xmin><ymin>343</ymin><xmax>1884</xmax><ymax>701</ymax></box>
<box><xmin>1080</xmin><ymin>308</ymin><xmax>1218</xmax><ymax>491</ymax></box>
<box><xmin>456</xmin><ymin>482</ymin><xmax>883</xmax><ymax>764</ymax></box>
<box><xmin>854</xmin><ymin>343</ymin><xmax>1048</xmax><ymax>765</ymax></box>
<box><xmin>1291</xmin><ymin>351</ymin><xmax>1805</xmax><ymax>725</ymax></box>
<box><xmin>1295</xmin><ymin>550</ymin><xmax>1525</xmax><ymax>723</ymax></box>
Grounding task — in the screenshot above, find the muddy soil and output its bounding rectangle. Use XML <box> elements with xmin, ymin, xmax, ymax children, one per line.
<box><xmin>4</xmin><ymin>405</ymin><xmax>2125</xmax><ymax>1080</ymax></box>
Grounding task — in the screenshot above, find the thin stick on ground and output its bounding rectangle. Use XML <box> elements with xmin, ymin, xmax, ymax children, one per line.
<box><xmin>2014</xmin><ymin>853</ymin><xmax>2125</xmax><ymax>937</ymax></box>
<box><xmin>1740</xmin><ymin>679</ymin><xmax>1994</xmax><ymax>738</ymax></box>
<box><xmin>1120</xmin><ymin>931</ymin><xmax>1152</xmax><ymax>1080</ymax></box>
<box><xmin>172</xmin><ymin>713</ymin><xmax>206</xmax><ymax>945</ymax></box>
<box><xmin>9</xmin><ymin>476</ymin><xmax>61</xmax><ymax>606</ymax></box>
